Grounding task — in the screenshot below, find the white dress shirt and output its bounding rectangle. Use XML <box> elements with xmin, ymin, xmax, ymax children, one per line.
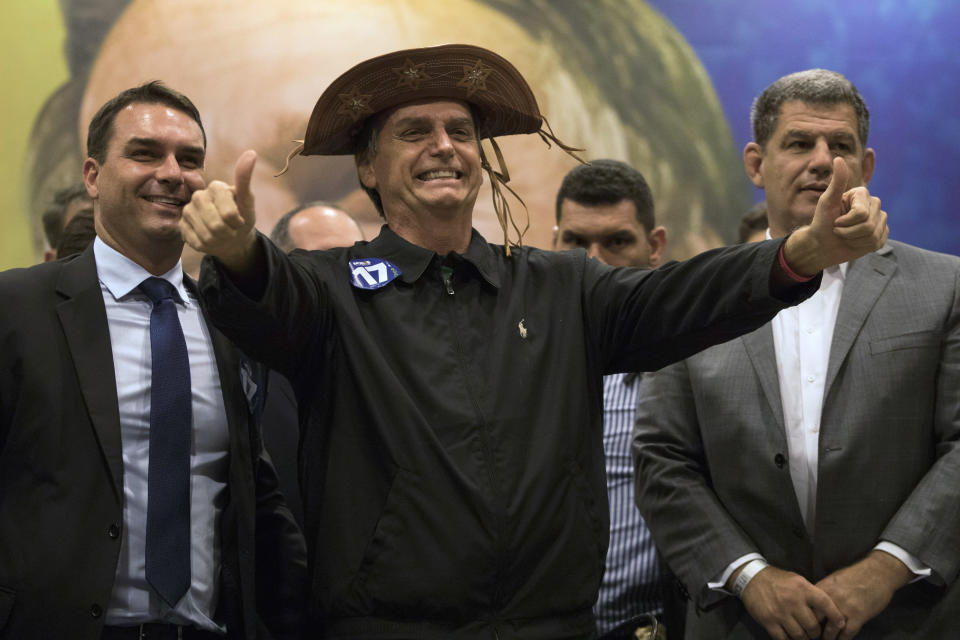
<box><xmin>95</xmin><ymin>238</ymin><xmax>230</xmax><ymax>630</ymax></box>
<box><xmin>711</xmin><ymin>233</ymin><xmax>929</xmax><ymax>592</ymax></box>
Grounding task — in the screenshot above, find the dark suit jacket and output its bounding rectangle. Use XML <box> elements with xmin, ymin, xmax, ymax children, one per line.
<box><xmin>0</xmin><ymin>246</ymin><xmax>307</xmax><ymax>640</ymax></box>
<box><xmin>634</xmin><ymin>241</ymin><xmax>960</xmax><ymax>638</ymax></box>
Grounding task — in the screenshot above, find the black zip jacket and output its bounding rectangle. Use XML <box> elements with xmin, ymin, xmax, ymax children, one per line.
<box><xmin>199</xmin><ymin>227</ymin><xmax>818</xmax><ymax>639</ymax></box>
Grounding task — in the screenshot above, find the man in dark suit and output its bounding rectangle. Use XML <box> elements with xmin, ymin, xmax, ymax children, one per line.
<box><xmin>634</xmin><ymin>69</ymin><xmax>960</xmax><ymax>639</ymax></box>
<box><xmin>0</xmin><ymin>82</ymin><xmax>306</xmax><ymax>640</ymax></box>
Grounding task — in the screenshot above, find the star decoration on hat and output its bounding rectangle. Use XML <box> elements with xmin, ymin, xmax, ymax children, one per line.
<box><xmin>457</xmin><ymin>59</ymin><xmax>492</xmax><ymax>97</ymax></box>
<box><xmin>336</xmin><ymin>86</ymin><xmax>374</xmax><ymax>122</ymax></box>
<box><xmin>393</xmin><ymin>58</ymin><xmax>429</xmax><ymax>89</ymax></box>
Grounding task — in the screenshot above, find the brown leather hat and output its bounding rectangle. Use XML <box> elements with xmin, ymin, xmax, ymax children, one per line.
<box><xmin>301</xmin><ymin>43</ymin><xmax>544</xmax><ymax>156</ymax></box>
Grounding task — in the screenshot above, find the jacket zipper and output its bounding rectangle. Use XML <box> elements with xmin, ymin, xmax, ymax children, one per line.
<box><xmin>440</xmin><ymin>264</ymin><xmax>508</xmax><ymax>615</ymax></box>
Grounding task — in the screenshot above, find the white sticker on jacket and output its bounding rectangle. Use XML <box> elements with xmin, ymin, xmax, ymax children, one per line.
<box><xmin>349</xmin><ymin>258</ymin><xmax>402</xmax><ymax>290</ymax></box>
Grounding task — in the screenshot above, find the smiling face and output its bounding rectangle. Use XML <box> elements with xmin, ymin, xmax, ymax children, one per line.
<box><xmin>554</xmin><ymin>198</ymin><xmax>665</xmax><ymax>268</ymax></box>
<box><xmin>744</xmin><ymin>100</ymin><xmax>874</xmax><ymax>237</ymax></box>
<box><xmin>357</xmin><ymin>100</ymin><xmax>483</xmax><ymax>225</ymax></box>
<box><xmin>83</xmin><ymin>102</ymin><xmax>205</xmax><ymax>269</ymax></box>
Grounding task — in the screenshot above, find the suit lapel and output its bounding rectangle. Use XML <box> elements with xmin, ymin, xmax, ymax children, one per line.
<box><xmin>742</xmin><ymin>324</ymin><xmax>787</xmax><ymax>439</ymax></box>
<box><xmin>55</xmin><ymin>247</ymin><xmax>125</xmax><ymax>503</ymax></box>
<box><xmin>824</xmin><ymin>246</ymin><xmax>896</xmax><ymax>398</ymax></box>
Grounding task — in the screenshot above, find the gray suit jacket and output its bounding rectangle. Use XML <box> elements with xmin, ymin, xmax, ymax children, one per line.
<box><xmin>634</xmin><ymin>241</ymin><xmax>960</xmax><ymax>638</ymax></box>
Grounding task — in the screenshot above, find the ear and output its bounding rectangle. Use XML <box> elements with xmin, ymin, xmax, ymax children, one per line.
<box><xmin>646</xmin><ymin>226</ymin><xmax>667</xmax><ymax>267</ymax></box>
<box><xmin>861</xmin><ymin>147</ymin><xmax>876</xmax><ymax>186</ymax></box>
<box><xmin>82</xmin><ymin>158</ymin><xmax>101</xmax><ymax>198</ymax></box>
<box><xmin>357</xmin><ymin>156</ymin><xmax>377</xmax><ymax>190</ymax></box>
<box><xmin>743</xmin><ymin>142</ymin><xmax>765</xmax><ymax>189</ymax></box>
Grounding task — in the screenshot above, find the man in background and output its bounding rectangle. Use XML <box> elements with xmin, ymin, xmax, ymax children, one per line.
<box><xmin>55</xmin><ymin>207</ymin><xmax>96</xmax><ymax>258</ymax></box>
<box><xmin>41</xmin><ymin>182</ymin><xmax>92</xmax><ymax>261</ymax></box>
<box><xmin>554</xmin><ymin>159</ymin><xmax>675</xmax><ymax>640</ymax></box>
<box><xmin>634</xmin><ymin>69</ymin><xmax>960</xmax><ymax>639</ymax></box>
<box><xmin>270</xmin><ymin>201</ymin><xmax>365</xmax><ymax>252</ymax></box>
<box><xmin>738</xmin><ymin>200</ymin><xmax>768</xmax><ymax>243</ymax></box>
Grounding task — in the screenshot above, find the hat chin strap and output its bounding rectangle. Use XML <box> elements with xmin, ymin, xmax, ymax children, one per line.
<box><xmin>537</xmin><ymin>116</ymin><xmax>589</xmax><ymax>165</ymax></box>
<box><xmin>479</xmin><ymin>136</ymin><xmax>529</xmax><ymax>257</ymax></box>
<box><xmin>274</xmin><ymin>140</ymin><xmax>305</xmax><ymax>177</ymax></box>
<box><xmin>480</xmin><ymin>118</ymin><xmax>587</xmax><ymax>257</ymax></box>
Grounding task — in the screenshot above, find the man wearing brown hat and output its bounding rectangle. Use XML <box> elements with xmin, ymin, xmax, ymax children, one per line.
<box><xmin>180</xmin><ymin>44</ymin><xmax>886</xmax><ymax>638</ymax></box>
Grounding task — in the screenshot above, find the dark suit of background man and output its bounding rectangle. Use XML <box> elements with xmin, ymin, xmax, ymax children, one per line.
<box><xmin>552</xmin><ymin>159</ymin><xmax>678</xmax><ymax>640</ymax></box>
<box><xmin>0</xmin><ymin>82</ymin><xmax>306</xmax><ymax>640</ymax></box>
<box><xmin>634</xmin><ymin>69</ymin><xmax>960</xmax><ymax>639</ymax></box>
<box><xmin>262</xmin><ymin>201</ymin><xmax>366</xmax><ymax>528</ymax></box>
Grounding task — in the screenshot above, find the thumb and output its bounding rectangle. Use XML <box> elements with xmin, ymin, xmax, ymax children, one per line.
<box><xmin>233</xmin><ymin>149</ymin><xmax>257</xmax><ymax>222</ymax></box>
<box><xmin>818</xmin><ymin>156</ymin><xmax>850</xmax><ymax>221</ymax></box>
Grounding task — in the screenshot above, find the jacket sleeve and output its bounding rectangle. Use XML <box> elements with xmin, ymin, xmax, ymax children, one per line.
<box><xmin>581</xmin><ymin>237</ymin><xmax>820</xmax><ymax>374</ymax></box>
<box><xmin>198</xmin><ymin>233</ymin><xmax>335</xmax><ymax>382</ymax></box>
<box><xmin>879</xmin><ymin>258</ymin><xmax>960</xmax><ymax>585</ymax></box>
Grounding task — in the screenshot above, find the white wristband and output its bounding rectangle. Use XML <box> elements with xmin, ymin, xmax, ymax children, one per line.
<box><xmin>732</xmin><ymin>559</ymin><xmax>769</xmax><ymax>598</ymax></box>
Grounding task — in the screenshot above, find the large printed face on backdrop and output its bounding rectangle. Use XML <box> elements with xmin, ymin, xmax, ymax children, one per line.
<box><xmin>67</xmin><ymin>0</ymin><xmax>747</xmax><ymax>262</ymax></box>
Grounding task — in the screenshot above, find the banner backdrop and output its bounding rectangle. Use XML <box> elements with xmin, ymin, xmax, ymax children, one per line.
<box><xmin>2</xmin><ymin>0</ymin><xmax>957</xmax><ymax>271</ymax></box>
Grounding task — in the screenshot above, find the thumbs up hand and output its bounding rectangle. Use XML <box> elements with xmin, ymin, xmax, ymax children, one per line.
<box><xmin>181</xmin><ymin>150</ymin><xmax>260</xmax><ymax>271</ymax></box>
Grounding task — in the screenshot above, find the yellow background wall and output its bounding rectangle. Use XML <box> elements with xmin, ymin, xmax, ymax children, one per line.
<box><xmin>0</xmin><ymin>1</ymin><xmax>69</xmax><ymax>270</ymax></box>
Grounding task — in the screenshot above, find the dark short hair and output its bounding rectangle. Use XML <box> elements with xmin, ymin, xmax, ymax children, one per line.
<box><xmin>269</xmin><ymin>200</ymin><xmax>357</xmax><ymax>252</ymax></box>
<box><xmin>737</xmin><ymin>200</ymin><xmax>768</xmax><ymax>244</ymax></box>
<box><xmin>55</xmin><ymin>208</ymin><xmax>97</xmax><ymax>259</ymax></box>
<box><xmin>555</xmin><ymin>159</ymin><xmax>655</xmax><ymax>231</ymax></box>
<box><xmin>86</xmin><ymin>81</ymin><xmax>206</xmax><ymax>163</ymax></box>
<box><xmin>42</xmin><ymin>183</ymin><xmax>90</xmax><ymax>249</ymax></box>
<box><xmin>751</xmin><ymin>69</ymin><xmax>869</xmax><ymax>149</ymax></box>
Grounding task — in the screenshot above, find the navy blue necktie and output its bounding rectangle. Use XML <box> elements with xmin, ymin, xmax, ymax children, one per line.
<box><xmin>140</xmin><ymin>277</ymin><xmax>192</xmax><ymax>608</ymax></box>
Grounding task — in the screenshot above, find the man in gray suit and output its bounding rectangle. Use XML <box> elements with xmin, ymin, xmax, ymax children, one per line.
<box><xmin>633</xmin><ymin>69</ymin><xmax>960</xmax><ymax>639</ymax></box>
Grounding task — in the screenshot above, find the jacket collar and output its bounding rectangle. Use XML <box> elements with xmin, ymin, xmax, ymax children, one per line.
<box><xmin>359</xmin><ymin>225</ymin><xmax>502</xmax><ymax>288</ymax></box>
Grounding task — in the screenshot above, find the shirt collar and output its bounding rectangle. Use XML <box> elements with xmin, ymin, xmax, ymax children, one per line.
<box><xmin>94</xmin><ymin>236</ymin><xmax>190</xmax><ymax>304</ymax></box>
<box><xmin>360</xmin><ymin>225</ymin><xmax>502</xmax><ymax>288</ymax></box>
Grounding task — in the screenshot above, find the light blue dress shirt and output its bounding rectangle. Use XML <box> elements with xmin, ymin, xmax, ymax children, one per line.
<box><xmin>94</xmin><ymin>238</ymin><xmax>230</xmax><ymax>631</ymax></box>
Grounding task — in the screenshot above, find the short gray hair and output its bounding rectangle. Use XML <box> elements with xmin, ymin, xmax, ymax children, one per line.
<box><xmin>750</xmin><ymin>69</ymin><xmax>869</xmax><ymax>148</ymax></box>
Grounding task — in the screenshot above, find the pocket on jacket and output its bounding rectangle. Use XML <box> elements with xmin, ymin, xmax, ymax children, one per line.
<box><xmin>350</xmin><ymin>467</ymin><xmax>486</xmax><ymax>618</ymax></box>
<box><xmin>0</xmin><ymin>585</ymin><xmax>14</xmax><ymax>630</ymax></box>
<box><xmin>564</xmin><ymin>459</ymin><xmax>605</xmax><ymax>586</ymax></box>
<box><xmin>869</xmin><ymin>330</ymin><xmax>939</xmax><ymax>355</ymax></box>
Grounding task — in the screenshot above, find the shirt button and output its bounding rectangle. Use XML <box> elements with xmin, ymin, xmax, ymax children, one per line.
<box><xmin>90</xmin><ymin>603</ymin><xmax>103</xmax><ymax>618</ymax></box>
<box><xmin>107</xmin><ymin>524</ymin><xmax>120</xmax><ymax>539</ymax></box>
<box><xmin>806</xmin><ymin>327</ymin><xmax>815</xmax><ymax>334</ymax></box>
<box><xmin>809</xmin><ymin>424</ymin><xmax>819</xmax><ymax>433</ymax></box>
<box><xmin>806</xmin><ymin>375</ymin><xmax>816</xmax><ymax>383</ymax></box>
<box><xmin>774</xmin><ymin>453</ymin><xmax>786</xmax><ymax>468</ymax></box>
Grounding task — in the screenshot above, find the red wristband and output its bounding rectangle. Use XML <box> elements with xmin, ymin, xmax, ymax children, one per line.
<box><xmin>777</xmin><ymin>243</ymin><xmax>815</xmax><ymax>283</ymax></box>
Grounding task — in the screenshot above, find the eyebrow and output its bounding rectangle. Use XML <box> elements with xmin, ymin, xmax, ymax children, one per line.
<box><xmin>124</xmin><ymin>137</ymin><xmax>206</xmax><ymax>157</ymax></box>
<box><xmin>783</xmin><ymin>129</ymin><xmax>857</xmax><ymax>143</ymax></box>
<box><xmin>392</xmin><ymin>116</ymin><xmax>475</xmax><ymax>130</ymax></box>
